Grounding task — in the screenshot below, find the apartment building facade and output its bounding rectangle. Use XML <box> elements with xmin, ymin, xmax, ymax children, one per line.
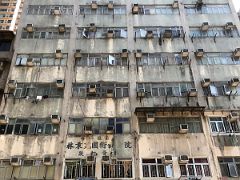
<box><xmin>0</xmin><ymin>0</ymin><xmax>240</xmax><ymax>179</ymax></box>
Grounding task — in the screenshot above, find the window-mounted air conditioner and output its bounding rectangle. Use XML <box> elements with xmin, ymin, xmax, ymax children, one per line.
<box><xmin>10</xmin><ymin>157</ymin><xmax>22</xmax><ymax>166</ymax></box>
<box><xmin>106</xmin><ymin>89</ymin><xmax>114</xmax><ymax>98</ymax></box>
<box><xmin>164</xmin><ymin>155</ymin><xmax>173</xmax><ymax>164</ymax></box>
<box><xmin>137</xmin><ymin>88</ymin><xmax>145</xmax><ymax>97</ymax></box>
<box><xmin>135</xmin><ymin>49</ymin><xmax>142</xmax><ymax>58</ymax></box>
<box><xmin>201</xmin><ymin>22</ymin><xmax>209</xmax><ymax>31</ymax></box>
<box><xmin>121</xmin><ymin>49</ymin><xmax>128</xmax><ymax>58</ymax></box>
<box><xmin>229</xmin><ymin>112</ymin><xmax>239</xmax><ymax>122</ymax></box>
<box><xmin>88</xmin><ymin>84</ymin><xmax>97</xmax><ymax>93</ymax></box>
<box><xmin>106</xmin><ymin>126</ymin><xmax>114</xmax><ymax>134</ymax></box>
<box><xmin>225</xmin><ymin>22</ymin><xmax>234</xmax><ymax>30</ymax></box>
<box><xmin>108</xmin><ymin>1</ymin><xmax>114</xmax><ymax>10</ymax></box>
<box><xmin>0</xmin><ymin>115</ymin><xmax>9</xmax><ymax>124</ymax></box>
<box><xmin>196</xmin><ymin>0</ymin><xmax>203</xmax><ymax>9</ymax></box>
<box><xmin>201</xmin><ymin>78</ymin><xmax>211</xmax><ymax>87</ymax></box>
<box><xmin>179</xmin><ymin>155</ymin><xmax>189</xmax><ymax>164</ymax></box>
<box><xmin>43</xmin><ymin>156</ymin><xmax>54</xmax><ymax>166</ymax></box>
<box><xmin>89</xmin><ymin>23</ymin><xmax>96</xmax><ymax>32</ymax></box>
<box><xmin>51</xmin><ymin>115</ymin><xmax>61</xmax><ymax>124</ymax></box>
<box><xmin>233</xmin><ymin>48</ymin><xmax>240</xmax><ymax>58</ymax></box>
<box><xmin>179</xmin><ymin>124</ymin><xmax>189</xmax><ymax>134</ymax></box>
<box><xmin>58</xmin><ymin>24</ymin><xmax>66</xmax><ymax>33</ymax></box>
<box><xmin>74</xmin><ymin>49</ymin><xmax>82</xmax><ymax>58</ymax></box>
<box><xmin>107</xmin><ymin>30</ymin><xmax>114</xmax><ymax>38</ymax></box>
<box><xmin>56</xmin><ymin>79</ymin><xmax>65</xmax><ymax>89</ymax></box>
<box><xmin>146</xmin><ymin>113</ymin><xmax>155</xmax><ymax>123</ymax></box>
<box><xmin>146</xmin><ymin>30</ymin><xmax>153</xmax><ymax>39</ymax></box>
<box><xmin>230</xmin><ymin>78</ymin><xmax>240</xmax><ymax>87</ymax></box>
<box><xmin>55</xmin><ymin>49</ymin><xmax>63</xmax><ymax>59</ymax></box>
<box><xmin>52</xmin><ymin>7</ymin><xmax>61</xmax><ymax>15</ymax></box>
<box><xmin>86</xmin><ymin>155</ymin><xmax>95</xmax><ymax>162</ymax></box>
<box><xmin>7</xmin><ymin>80</ymin><xmax>17</xmax><ymax>89</ymax></box>
<box><xmin>102</xmin><ymin>156</ymin><xmax>110</xmax><ymax>162</ymax></box>
<box><xmin>132</xmin><ymin>4</ymin><xmax>139</xmax><ymax>14</ymax></box>
<box><xmin>181</xmin><ymin>49</ymin><xmax>189</xmax><ymax>58</ymax></box>
<box><xmin>26</xmin><ymin>24</ymin><xmax>34</xmax><ymax>32</ymax></box>
<box><xmin>172</xmin><ymin>1</ymin><xmax>178</xmax><ymax>8</ymax></box>
<box><xmin>84</xmin><ymin>126</ymin><xmax>93</xmax><ymax>135</ymax></box>
<box><xmin>163</xmin><ymin>29</ymin><xmax>172</xmax><ymax>38</ymax></box>
<box><xmin>91</xmin><ymin>1</ymin><xmax>98</xmax><ymax>10</ymax></box>
<box><xmin>188</xmin><ymin>88</ymin><xmax>198</xmax><ymax>97</ymax></box>
<box><xmin>195</xmin><ymin>49</ymin><xmax>204</xmax><ymax>58</ymax></box>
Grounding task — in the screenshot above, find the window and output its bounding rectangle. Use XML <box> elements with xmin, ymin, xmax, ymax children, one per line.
<box><xmin>218</xmin><ymin>157</ymin><xmax>240</xmax><ymax>177</ymax></box>
<box><xmin>21</xmin><ymin>27</ymin><xmax>71</xmax><ymax>39</ymax></box>
<box><xmin>10</xmin><ymin>83</ymin><xmax>64</xmax><ymax>99</ymax></box>
<box><xmin>134</xmin><ymin>26</ymin><xmax>184</xmax><ymax>38</ymax></box>
<box><xmin>72</xmin><ymin>82</ymin><xmax>129</xmax><ymax>98</ymax></box>
<box><xmin>0</xmin><ymin>119</ymin><xmax>59</xmax><ymax>135</ymax></box>
<box><xmin>180</xmin><ymin>158</ymin><xmax>211</xmax><ymax>177</ymax></box>
<box><xmin>68</xmin><ymin>118</ymin><xmax>130</xmax><ymax>135</ymax></box>
<box><xmin>209</xmin><ymin>117</ymin><xmax>240</xmax><ymax>133</ymax></box>
<box><xmin>0</xmin><ymin>159</ymin><xmax>55</xmax><ymax>179</ymax></box>
<box><xmin>137</xmin><ymin>82</ymin><xmax>194</xmax><ymax>97</ymax></box>
<box><xmin>64</xmin><ymin>159</ymin><xmax>95</xmax><ymax>179</ymax></box>
<box><xmin>142</xmin><ymin>158</ymin><xmax>173</xmax><ymax>178</ymax></box>
<box><xmin>139</xmin><ymin>117</ymin><xmax>202</xmax><ymax>133</ymax></box>
<box><xmin>190</xmin><ymin>27</ymin><xmax>239</xmax><ymax>38</ymax></box>
<box><xmin>27</xmin><ymin>5</ymin><xmax>74</xmax><ymax>15</ymax></box>
<box><xmin>77</xmin><ymin>27</ymin><xmax>127</xmax><ymax>39</ymax></box>
<box><xmin>137</xmin><ymin>5</ymin><xmax>179</xmax><ymax>15</ymax></box>
<box><xmin>185</xmin><ymin>4</ymin><xmax>231</xmax><ymax>14</ymax></box>
<box><xmin>16</xmin><ymin>54</ymin><xmax>67</xmax><ymax>66</ymax></box>
<box><xmin>102</xmin><ymin>159</ymin><xmax>132</xmax><ymax>178</ymax></box>
<box><xmin>76</xmin><ymin>53</ymin><xmax>128</xmax><ymax>67</ymax></box>
<box><xmin>79</xmin><ymin>5</ymin><xmax>126</xmax><ymax>15</ymax></box>
<box><xmin>197</xmin><ymin>53</ymin><xmax>240</xmax><ymax>65</ymax></box>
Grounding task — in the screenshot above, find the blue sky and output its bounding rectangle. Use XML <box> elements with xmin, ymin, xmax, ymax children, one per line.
<box><xmin>233</xmin><ymin>0</ymin><xmax>240</xmax><ymax>12</ymax></box>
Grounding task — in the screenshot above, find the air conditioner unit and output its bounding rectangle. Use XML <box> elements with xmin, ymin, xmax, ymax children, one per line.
<box><xmin>225</xmin><ymin>22</ymin><xmax>234</xmax><ymax>30</ymax></box>
<box><xmin>10</xmin><ymin>157</ymin><xmax>22</xmax><ymax>166</ymax></box>
<box><xmin>170</xmin><ymin>0</ymin><xmax>178</xmax><ymax>8</ymax></box>
<box><xmin>108</xmin><ymin>1</ymin><xmax>114</xmax><ymax>9</ymax></box>
<box><xmin>91</xmin><ymin>1</ymin><xmax>98</xmax><ymax>10</ymax></box>
<box><xmin>195</xmin><ymin>49</ymin><xmax>204</xmax><ymax>58</ymax></box>
<box><xmin>86</xmin><ymin>156</ymin><xmax>95</xmax><ymax>162</ymax></box>
<box><xmin>196</xmin><ymin>0</ymin><xmax>203</xmax><ymax>8</ymax></box>
<box><xmin>106</xmin><ymin>126</ymin><xmax>114</xmax><ymax>134</ymax></box>
<box><xmin>179</xmin><ymin>124</ymin><xmax>189</xmax><ymax>134</ymax></box>
<box><xmin>102</xmin><ymin>156</ymin><xmax>110</xmax><ymax>162</ymax></box>
<box><xmin>201</xmin><ymin>22</ymin><xmax>209</xmax><ymax>31</ymax></box>
<box><xmin>26</xmin><ymin>24</ymin><xmax>34</xmax><ymax>32</ymax></box>
<box><xmin>36</xmin><ymin>96</ymin><xmax>43</xmax><ymax>102</ymax></box>
<box><xmin>146</xmin><ymin>30</ymin><xmax>153</xmax><ymax>38</ymax></box>
<box><xmin>106</xmin><ymin>89</ymin><xmax>114</xmax><ymax>97</ymax></box>
<box><xmin>43</xmin><ymin>156</ymin><xmax>54</xmax><ymax>166</ymax></box>
<box><xmin>88</xmin><ymin>85</ymin><xmax>97</xmax><ymax>93</ymax></box>
<box><xmin>55</xmin><ymin>50</ymin><xmax>63</xmax><ymax>59</ymax></box>
<box><xmin>229</xmin><ymin>112</ymin><xmax>239</xmax><ymax>122</ymax></box>
<box><xmin>135</xmin><ymin>49</ymin><xmax>142</xmax><ymax>58</ymax></box>
<box><xmin>146</xmin><ymin>113</ymin><xmax>155</xmax><ymax>123</ymax></box>
<box><xmin>52</xmin><ymin>7</ymin><xmax>61</xmax><ymax>15</ymax></box>
<box><xmin>188</xmin><ymin>88</ymin><xmax>198</xmax><ymax>97</ymax></box>
<box><xmin>0</xmin><ymin>115</ymin><xmax>9</xmax><ymax>124</ymax></box>
<box><xmin>201</xmin><ymin>78</ymin><xmax>211</xmax><ymax>87</ymax></box>
<box><xmin>121</xmin><ymin>49</ymin><xmax>128</xmax><ymax>58</ymax></box>
<box><xmin>84</xmin><ymin>126</ymin><xmax>92</xmax><ymax>135</ymax></box>
<box><xmin>137</xmin><ymin>89</ymin><xmax>145</xmax><ymax>97</ymax></box>
<box><xmin>107</xmin><ymin>30</ymin><xmax>114</xmax><ymax>38</ymax></box>
<box><xmin>58</xmin><ymin>24</ymin><xmax>66</xmax><ymax>33</ymax></box>
<box><xmin>7</xmin><ymin>80</ymin><xmax>17</xmax><ymax>89</ymax></box>
<box><xmin>74</xmin><ymin>49</ymin><xmax>82</xmax><ymax>58</ymax></box>
<box><xmin>56</xmin><ymin>79</ymin><xmax>65</xmax><ymax>88</ymax></box>
<box><xmin>230</xmin><ymin>78</ymin><xmax>239</xmax><ymax>87</ymax></box>
<box><xmin>163</xmin><ymin>29</ymin><xmax>172</xmax><ymax>38</ymax></box>
<box><xmin>132</xmin><ymin>4</ymin><xmax>139</xmax><ymax>14</ymax></box>
<box><xmin>181</xmin><ymin>49</ymin><xmax>189</xmax><ymax>58</ymax></box>
<box><xmin>26</xmin><ymin>58</ymin><xmax>34</xmax><ymax>67</ymax></box>
<box><xmin>51</xmin><ymin>115</ymin><xmax>61</xmax><ymax>124</ymax></box>
<box><xmin>164</xmin><ymin>155</ymin><xmax>173</xmax><ymax>164</ymax></box>
<box><xmin>89</xmin><ymin>23</ymin><xmax>97</xmax><ymax>32</ymax></box>
<box><xmin>179</xmin><ymin>155</ymin><xmax>189</xmax><ymax>164</ymax></box>
<box><xmin>233</xmin><ymin>48</ymin><xmax>240</xmax><ymax>58</ymax></box>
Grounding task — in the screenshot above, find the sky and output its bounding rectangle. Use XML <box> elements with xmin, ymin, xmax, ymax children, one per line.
<box><xmin>233</xmin><ymin>0</ymin><xmax>240</xmax><ymax>12</ymax></box>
